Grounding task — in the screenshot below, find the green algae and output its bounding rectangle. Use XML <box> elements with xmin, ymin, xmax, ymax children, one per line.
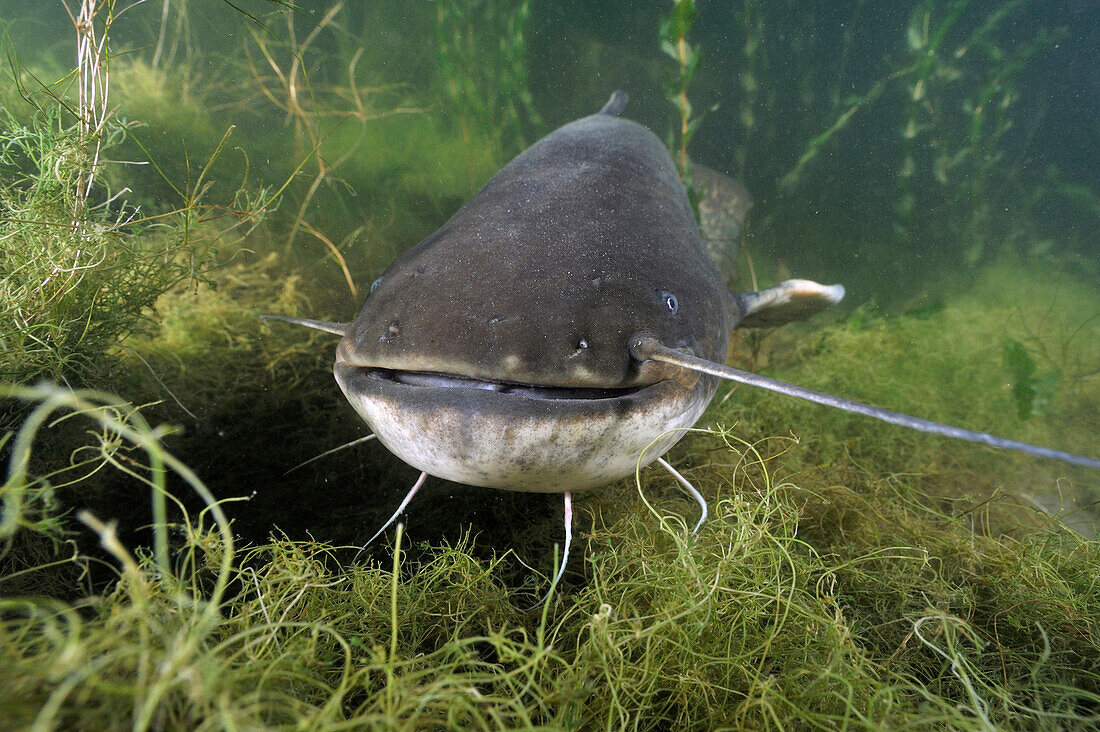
<box><xmin>0</xmin><ymin>110</ymin><xmax>200</xmax><ymax>389</ymax></box>
<box><xmin>2</xmin><ymin>358</ymin><xmax>1098</xmax><ymax>728</ymax></box>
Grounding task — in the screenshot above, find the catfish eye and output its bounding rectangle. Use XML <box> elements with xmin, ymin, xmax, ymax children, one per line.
<box><xmin>661</xmin><ymin>292</ymin><xmax>678</xmax><ymax>315</ymax></box>
<box><xmin>370</xmin><ymin>277</ymin><xmax>383</xmax><ymax>293</ymax></box>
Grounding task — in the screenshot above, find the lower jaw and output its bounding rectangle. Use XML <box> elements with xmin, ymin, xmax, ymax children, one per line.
<box><xmin>333</xmin><ymin>363</ymin><xmax>716</xmax><ymax>493</ymax></box>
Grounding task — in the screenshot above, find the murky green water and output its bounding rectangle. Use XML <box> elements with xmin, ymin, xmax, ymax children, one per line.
<box><xmin>2</xmin><ymin>2</ymin><xmax>1098</xmax><ymax>727</ymax></box>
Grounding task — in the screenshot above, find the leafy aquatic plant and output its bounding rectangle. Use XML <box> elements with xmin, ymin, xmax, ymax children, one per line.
<box><xmin>774</xmin><ymin>0</ymin><xmax>1064</xmax><ymax>266</ymax></box>
<box><xmin>0</xmin><ymin>3</ymin><xmax>271</xmax><ymax>395</ymax></box>
<box><xmin>1003</xmin><ymin>336</ymin><xmax>1061</xmax><ymax>420</ymax></box>
<box><xmin>660</xmin><ymin>0</ymin><xmax>707</xmax><ymax>193</ymax></box>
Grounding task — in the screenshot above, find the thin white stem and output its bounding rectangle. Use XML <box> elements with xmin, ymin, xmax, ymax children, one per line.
<box><xmin>284</xmin><ymin>434</ymin><xmax>376</xmax><ymax>475</ymax></box>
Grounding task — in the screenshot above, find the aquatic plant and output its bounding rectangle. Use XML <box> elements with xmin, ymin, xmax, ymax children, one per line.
<box><xmin>244</xmin><ymin>2</ymin><xmax>421</xmax><ymax>283</ymax></box>
<box><xmin>1003</xmin><ymin>336</ymin><xmax>1061</xmax><ymax>420</ymax></box>
<box><xmin>660</xmin><ymin>0</ymin><xmax>706</xmax><ymax>193</ymax></box>
<box><xmin>2</xmin><ymin>352</ymin><xmax>1098</xmax><ymax>728</ymax></box>
<box><xmin>773</xmin><ymin>0</ymin><xmax>1064</xmax><ymax>267</ymax></box>
<box><xmin>0</xmin><ymin>112</ymin><xmax>261</xmax><ymax>391</ymax></box>
<box><xmin>0</xmin><ymin>1</ymin><xmax>274</xmax><ymax>397</ymax></box>
<box><xmin>894</xmin><ymin>0</ymin><xmax>1065</xmax><ymax>264</ymax></box>
<box><xmin>432</xmin><ymin>0</ymin><xmax>542</xmax><ymax>179</ymax></box>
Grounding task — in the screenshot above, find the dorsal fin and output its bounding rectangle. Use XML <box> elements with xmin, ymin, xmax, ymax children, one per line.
<box><xmin>599</xmin><ymin>90</ymin><xmax>629</xmax><ymax>117</ymax></box>
<box><xmin>694</xmin><ymin>164</ymin><xmax>753</xmax><ymax>283</ymax></box>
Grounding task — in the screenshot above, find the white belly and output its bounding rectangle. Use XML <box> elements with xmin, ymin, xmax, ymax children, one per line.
<box><xmin>334</xmin><ymin>364</ymin><xmax>716</xmax><ymax>493</ymax></box>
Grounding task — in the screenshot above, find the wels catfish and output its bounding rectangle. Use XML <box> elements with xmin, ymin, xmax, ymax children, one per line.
<box><xmin>267</xmin><ymin>91</ymin><xmax>1099</xmax><ymax>591</ymax></box>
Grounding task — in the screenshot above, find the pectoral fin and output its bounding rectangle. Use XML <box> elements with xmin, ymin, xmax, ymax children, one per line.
<box><xmin>738</xmin><ymin>279</ymin><xmax>845</xmax><ymax>328</ymax></box>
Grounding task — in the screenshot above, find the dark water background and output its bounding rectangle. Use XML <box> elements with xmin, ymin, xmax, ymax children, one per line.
<box><xmin>1</xmin><ymin>0</ymin><xmax>1096</xmax><ymax>552</ymax></box>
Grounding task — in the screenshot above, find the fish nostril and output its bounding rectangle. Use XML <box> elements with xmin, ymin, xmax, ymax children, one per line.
<box><xmin>565</xmin><ymin>338</ymin><xmax>590</xmax><ymax>359</ymax></box>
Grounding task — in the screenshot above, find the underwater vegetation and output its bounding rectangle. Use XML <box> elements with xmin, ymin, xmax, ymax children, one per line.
<box><xmin>661</xmin><ymin>0</ymin><xmax>708</xmax><ymax>204</ymax></box>
<box><xmin>3</xmin><ymin>340</ymin><xmax>1098</xmax><ymax>728</ymax></box>
<box><xmin>670</xmin><ymin>0</ymin><xmax>1097</xmax><ymax>297</ymax></box>
<box><xmin>0</xmin><ymin>0</ymin><xmax>1097</xmax><ymax>728</ymax></box>
<box><xmin>434</xmin><ymin>0</ymin><xmax>542</xmax><ymax>164</ymax></box>
<box><xmin>0</xmin><ymin>3</ymin><xmax>274</xmax><ymax>402</ymax></box>
<box><xmin>1003</xmin><ymin>336</ymin><xmax>1061</xmax><ymax>422</ymax></box>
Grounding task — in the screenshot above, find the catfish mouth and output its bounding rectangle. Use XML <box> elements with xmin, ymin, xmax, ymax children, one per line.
<box><xmin>332</xmin><ymin>358</ymin><xmax>714</xmax><ymax>493</ymax></box>
<box><xmin>357</xmin><ymin>366</ymin><xmax>650</xmax><ymax>401</ymax></box>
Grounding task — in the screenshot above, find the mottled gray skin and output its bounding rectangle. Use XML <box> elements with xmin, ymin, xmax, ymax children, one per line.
<box><xmin>339</xmin><ymin>110</ymin><xmax>738</xmax><ymax>387</ymax></box>
<box><xmin>334</xmin><ymin>99</ymin><xmax>747</xmax><ymax>492</ymax></box>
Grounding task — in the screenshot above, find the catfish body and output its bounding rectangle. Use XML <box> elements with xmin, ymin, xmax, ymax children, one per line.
<box><xmin>333</xmin><ymin>96</ymin><xmax>744</xmax><ymax>492</ymax></box>
<box><xmin>268</xmin><ymin>91</ymin><xmax>1098</xmax><ymax>530</ymax></box>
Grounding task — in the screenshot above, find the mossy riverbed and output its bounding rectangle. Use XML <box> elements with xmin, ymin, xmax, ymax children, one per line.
<box><xmin>3</xmin><ymin>253</ymin><xmax>1097</xmax><ymax>729</ymax></box>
